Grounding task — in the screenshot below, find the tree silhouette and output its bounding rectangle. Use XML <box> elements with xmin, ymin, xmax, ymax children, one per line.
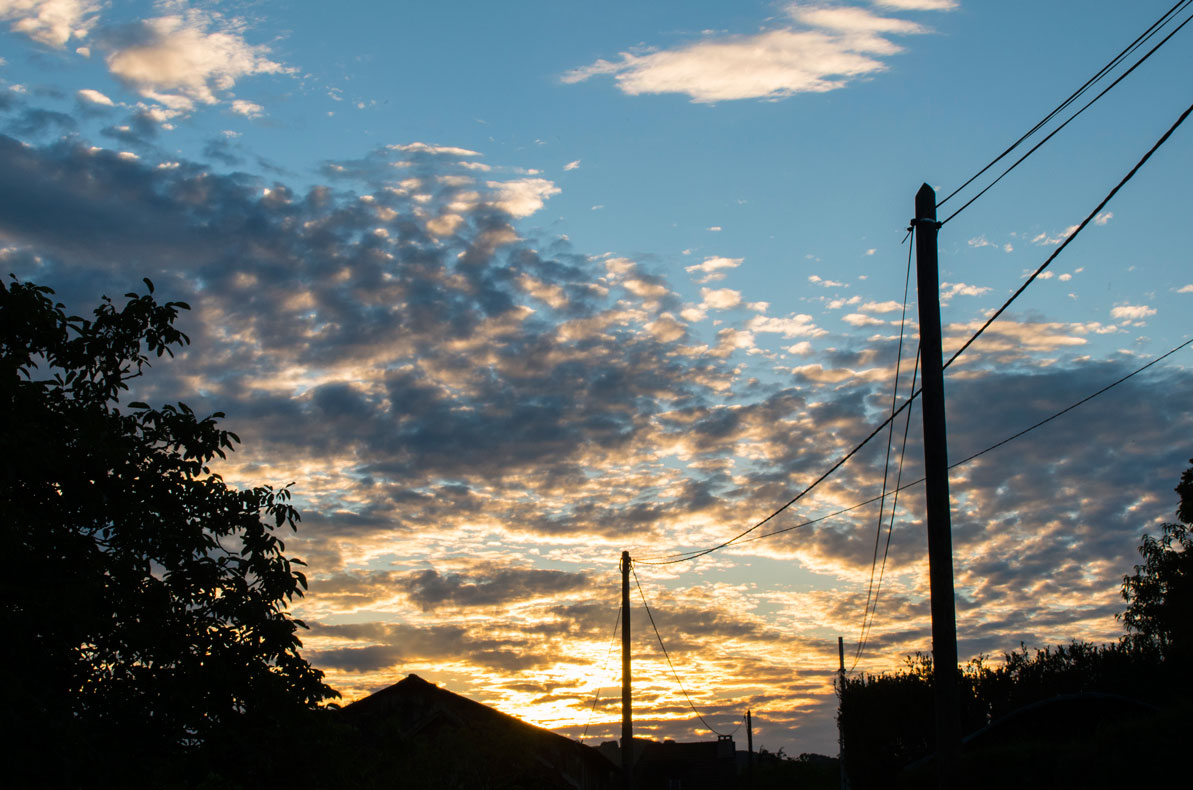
<box><xmin>837</xmin><ymin>460</ymin><xmax>1193</xmax><ymax>788</ymax></box>
<box><xmin>1121</xmin><ymin>458</ymin><xmax>1193</xmax><ymax>665</ymax></box>
<box><xmin>0</xmin><ymin>278</ymin><xmax>337</xmax><ymax>787</ymax></box>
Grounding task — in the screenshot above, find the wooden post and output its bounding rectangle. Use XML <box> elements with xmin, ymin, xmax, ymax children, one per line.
<box><xmin>838</xmin><ymin>636</ymin><xmax>848</xmax><ymax>790</ymax></box>
<box><xmin>912</xmin><ymin>183</ymin><xmax>961</xmax><ymax>788</ymax></box>
<box><xmin>621</xmin><ymin>551</ymin><xmax>633</xmax><ymax>790</ymax></box>
<box><xmin>746</xmin><ymin>709</ymin><xmax>754</xmax><ymax>788</ymax></box>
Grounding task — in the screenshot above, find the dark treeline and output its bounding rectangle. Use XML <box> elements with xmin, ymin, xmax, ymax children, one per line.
<box><xmin>838</xmin><ymin>460</ymin><xmax>1193</xmax><ymax>789</ymax></box>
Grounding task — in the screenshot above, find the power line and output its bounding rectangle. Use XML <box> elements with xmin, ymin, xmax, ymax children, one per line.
<box><xmin>945</xmin><ymin>337</ymin><xmax>1193</xmax><ymax>469</ymax></box>
<box><xmin>937</xmin><ymin>0</ymin><xmax>1193</xmax><ymax>218</ymax></box>
<box><xmin>845</xmin><ymin>337</ymin><xmax>1193</xmax><ymax>668</ymax></box>
<box><xmin>635</xmin><ymin>387</ymin><xmax>919</xmax><ymax>566</ymax></box>
<box><xmin>745</xmin><ymin>337</ymin><xmax>1193</xmax><ymax>548</ymax></box>
<box><xmin>853</xmin><ymin>349</ymin><xmax>919</xmax><ymax>672</ymax></box>
<box><xmin>938</xmin><ymin>0</ymin><xmax>1190</xmax><ymax>208</ymax></box>
<box><xmin>639</xmin><ymin>95</ymin><xmax>1193</xmax><ymax>568</ymax></box>
<box><xmin>617</xmin><ymin>341</ymin><xmax>1192</xmax><ymax>716</ymax></box>
<box><xmin>579</xmin><ymin>604</ymin><xmax>622</xmax><ymax>744</ymax></box>
<box><xmin>940</xmin><ymin>6</ymin><xmax>1193</xmax><ymax>226</ymax></box>
<box><xmin>856</xmin><ymin>229</ymin><xmax>917</xmax><ymax>670</ymax></box>
<box><xmin>643</xmin><ymin>336</ymin><xmax>1191</xmax><ymax>563</ymax></box>
<box><xmin>631</xmin><ymin>563</ymin><xmax>740</xmax><ymax>738</ymax></box>
<box><xmin>943</xmin><ymin>96</ymin><xmax>1193</xmax><ymax>367</ymax></box>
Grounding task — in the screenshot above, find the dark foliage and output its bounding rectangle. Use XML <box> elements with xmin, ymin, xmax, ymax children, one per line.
<box><xmin>838</xmin><ymin>643</ymin><xmax>1173</xmax><ymax>789</ymax></box>
<box><xmin>1121</xmin><ymin>458</ymin><xmax>1193</xmax><ymax>663</ymax></box>
<box><xmin>747</xmin><ymin>749</ymin><xmax>839</xmax><ymax>790</ymax></box>
<box><xmin>837</xmin><ymin>460</ymin><xmax>1193</xmax><ymax>789</ymax></box>
<box><xmin>0</xmin><ymin>278</ymin><xmax>338</xmax><ymax>788</ymax></box>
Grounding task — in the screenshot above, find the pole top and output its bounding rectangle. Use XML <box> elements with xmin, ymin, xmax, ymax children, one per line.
<box><xmin>915</xmin><ymin>183</ymin><xmax>937</xmax><ymax>221</ymax></box>
<box><xmin>620</xmin><ymin>550</ymin><xmax>631</xmax><ymax>572</ymax></box>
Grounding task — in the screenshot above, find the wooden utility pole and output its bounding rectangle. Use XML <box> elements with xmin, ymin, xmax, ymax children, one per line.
<box><xmin>746</xmin><ymin>709</ymin><xmax>754</xmax><ymax>788</ymax></box>
<box><xmin>620</xmin><ymin>550</ymin><xmax>633</xmax><ymax>790</ymax></box>
<box><xmin>912</xmin><ymin>184</ymin><xmax>961</xmax><ymax>788</ymax></box>
<box><xmin>838</xmin><ymin>636</ymin><xmax>848</xmax><ymax>790</ymax></box>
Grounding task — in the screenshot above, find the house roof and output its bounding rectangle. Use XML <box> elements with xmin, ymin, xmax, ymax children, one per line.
<box><xmin>339</xmin><ymin>674</ymin><xmax>617</xmax><ymax>790</ymax></box>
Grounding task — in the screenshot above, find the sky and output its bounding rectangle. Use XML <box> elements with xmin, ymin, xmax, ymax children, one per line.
<box><xmin>2</xmin><ymin>0</ymin><xmax>1192</xmax><ymax>756</ymax></box>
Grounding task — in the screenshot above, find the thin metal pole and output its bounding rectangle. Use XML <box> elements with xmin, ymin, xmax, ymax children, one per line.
<box><xmin>621</xmin><ymin>551</ymin><xmax>633</xmax><ymax>790</ymax></box>
<box><xmin>913</xmin><ymin>183</ymin><xmax>961</xmax><ymax>789</ymax></box>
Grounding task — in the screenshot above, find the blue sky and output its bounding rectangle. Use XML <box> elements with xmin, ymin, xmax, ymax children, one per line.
<box><xmin>2</xmin><ymin>0</ymin><xmax>1191</xmax><ymax>755</ymax></box>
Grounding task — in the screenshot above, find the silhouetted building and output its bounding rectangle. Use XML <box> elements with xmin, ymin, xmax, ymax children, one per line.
<box><xmin>341</xmin><ymin>674</ymin><xmax>617</xmax><ymax>790</ymax></box>
<box><xmin>598</xmin><ymin>735</ymin><xmax>737</xmax><ymax>790</ymax></box>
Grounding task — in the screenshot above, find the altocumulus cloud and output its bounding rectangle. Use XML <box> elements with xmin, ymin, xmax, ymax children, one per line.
<box><xmin>2</xmin><ymin>90</ymin><xmax>1192</xmax><ymax>751</ymax></box>
<box><xmin>1</xmin><ymin>1</ymin><xmax>285</xmax><ymax>120</ymax></box>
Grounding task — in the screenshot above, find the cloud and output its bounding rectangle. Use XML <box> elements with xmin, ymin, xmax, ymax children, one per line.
<box><xmin>230</xmin><ymin>99</ymin><xmax>263</xmax><ymax>118</ymax></box>
<box><xmin>968</xmin><ymin>235</ymin><xmax>1011</xmax><ymax>252</ymax></box>
<box><xmin>7</xmin><ymin>108</ymin><xmax>1193</xmax><ymax>756</ymax></box>
<box><xmin>685</xmin><ymin>255</ymin><xmax>742</xmax><ymax>284</ymax></box>
<box><xmin>405</xmin><ymin>566</ymin><xmax>592</xmax><ymax>611</ymax></box>
<box><xmin>1177</xmin><ymin>284</ymin><xmax>1193</xmax><ymax>294</ymax></box>
<box><xmin>874</xmin><ymin>0</ymin><xmax>958</xmax><ymax>9</ymax></box>
<box><xmin>841</xmin><ymin>312</ymin><xmax>886</xmax><ymax>327</ymax></box>
<box><xmin>485</xmin><ymin>177</ymin><xmax>561</xmax><ymax>218</ymax></box>
<box><xmin>943</xmin><ymin>319</ymin><xmax>1088</xmax><ymax>360</ymax></box>
<box><xmin>562</xmin><ymin>2</ymin><xmax>939</xmax><ymax>102</ymax></box>
<box><xmin>808</xmin><ymin>274</ymin><xmax>847</xmax><ymax>288</ymax></box>
<box><xmin>701</xmin><ymin>287</ymin><xmax>742</xmax><ymax>310</ymax></box>
<box><xmin>940</xmin><ymin>281</ymin><xmax>992</xmax><ymax>302</ymax></box>
<box><xmin>100</xmin><ymin>10</ymin><xmax>287</xmax><ymax>113</ymax></box>
<box><xmin>748</xmin><ymin>313</ymin><xmax>825</xmax><ymax>338</ymax></box>
<box><xmin>6</xmin><ymin>106</ymin><xmax>77</xmax><ymax>136</ymax></box>
<box><xmin>388</xmin><ymin>142</ymin><xmax>483</xmax><ymax>157</ymax></box>
<box><xmin>1109</xmin><ymin>304</ymin><xmax>1156</xmax><ymax>322</ymax></box>
<box><xmin>0</xmin><ymin>0</ymin><xmax>100</xmax><ymax>48</ymax></box>
<box><xmin>76</xmin><ymin>88</ymin><xmax>114</xmax><ymax>106</ymax></box>
<box><xmin>1032</xmin><ymin>224</ymin><xmax>1079</xmax><ymax>246</ymax></box>
<box><xmin>1094</xmin><ymin>211</ymin><xmax>1113</xmax><ymax>225</ymax></box>
<box><xmin>563</xmin><ymin>159</ymin><xmax>581</xmax><ymax>171</ymax></box>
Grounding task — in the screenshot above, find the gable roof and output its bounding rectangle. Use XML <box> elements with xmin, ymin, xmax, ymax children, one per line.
<box><xmin>340</xmin><ymin>674</ymin><xmax>617</xmax><ymax>790</ymax></box>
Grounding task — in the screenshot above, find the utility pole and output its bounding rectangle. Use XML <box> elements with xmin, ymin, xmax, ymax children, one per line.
<box><xmin>912</xmin><ymin>183</ymin><xmax>961</xmax><ymax>789</ymax></box>
<box><xmin>838</xmin><ymin>636</ymin><xmax>848</xmax><ymax>790</ymax></box>
<box><xmin>620</xmin><ymin>550</ymin><xmax>633</xmax><ymax>790</ymax></box>
<box><xmin>746</xmin><ymin>709</ymin><xmax>754</xmax><ymax>788</ymax></box>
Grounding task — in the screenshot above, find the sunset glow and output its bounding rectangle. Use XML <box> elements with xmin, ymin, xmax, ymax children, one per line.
<box><xmin>2</xmin><ymin>0</ymin><xmax>1191</xmax><ymax>757</ymax></box>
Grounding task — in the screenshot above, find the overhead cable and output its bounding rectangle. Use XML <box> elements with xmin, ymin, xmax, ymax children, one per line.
<box><xmin>634</xmin><ymin>387</ymin><xmax>919</xmax><ymax>566</ymax></box>
<box><xmin>642</xmin><ymin>334</ymin><xmax>1191</xmax><ymax>563</ymax></box>
<box><xmin>853</xmin><ymin>349</ymin><xmax>919</xmax><ymax>672</ymax></box>
<box><xmin>745</xmin><ymin>337</ymin><xmax>1193</xmax><ymax>548</ymax></box>
<box><xmin>579</xmin><ymin>605</ymin><xmax>622</xmax><ymax>744</ymax></box>
<box><xmin>640</xmin><ymin>98</ymin><xmax>1192</xmax><ymax>567</ymax></box>
<box><xmin>940</xmin><ymin>98</ymin><xmax>1193</xmax><ymax>367</ymax></box>
<box><xmin>856</xmin><ymin>231</ymin><xmax>917</xmax><ymax>669</ymax></box>
<box><xmin>940</xmin><ymin>8</ymin><xmax>1193</xmax><ymax>226</ymax></box>
<box><xmin>631</xmin><ymin>564</ymin><xmax>739</xmax><ymax>738</ymax></box>
<box><xmin>938</xmin><ymin>0</ymin><xmax>1193</xmax><ymax>220</ymax></box>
